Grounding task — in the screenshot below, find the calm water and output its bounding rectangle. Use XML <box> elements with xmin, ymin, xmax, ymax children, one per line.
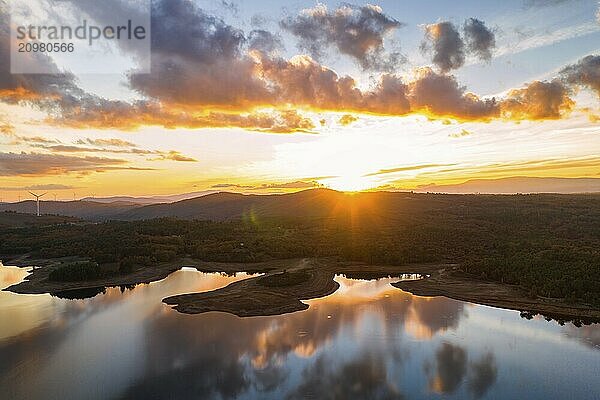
<box><xmin>0</xmin><ymin>264</ymin><xmax>599</xmax><ymax>400</ymax></box>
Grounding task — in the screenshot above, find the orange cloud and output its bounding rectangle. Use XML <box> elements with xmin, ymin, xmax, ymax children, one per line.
<box><xmin>338</xmin><ymin>114</ymin><xmax>358</xmax><ymax>126</ymax></box>
<box><xmin>151</xmin><ymin>151</ymin><xmax>197</xmax><ymax>162</ymax></box>
<box><xmin>500</xmin><ymin>80</ymin><xmax>574</xmax><ymax>120</ymax></box>
<box><xmin>0</xmin><ymin>152</ymin><xmax>134</xmax><ymax>176</ymax></box>
<box><xmin>51</xmin><ymin>103</ymin><xmax>315</xmax><ymax>133</ymax></box>
<box><xmin>0</xmin><ymin>0</ymin><xmax>596</xmax><ymax>132</ymax></box>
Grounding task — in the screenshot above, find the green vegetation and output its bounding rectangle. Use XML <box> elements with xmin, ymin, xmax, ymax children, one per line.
<box><xmin>1</xmin><ymin>194</ymin><xmax>599</xmax><ymax>305</ymax></box>
<box><xmin>48</xmin><ymin>261</ymin><xmax>106</xmax><ymax>282</ymax></box>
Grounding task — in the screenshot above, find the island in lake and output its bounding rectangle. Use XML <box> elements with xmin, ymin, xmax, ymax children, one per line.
<box><xmin>2</xmin><ymin>189</ymin><xmax>599</xmax><ymax>323</ymax></box>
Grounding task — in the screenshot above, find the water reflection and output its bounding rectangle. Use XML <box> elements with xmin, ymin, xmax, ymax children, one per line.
<box><xmin>0</xmin><ymin>265</ymin><xmax>599</xmax><ymax>400</ymax></box>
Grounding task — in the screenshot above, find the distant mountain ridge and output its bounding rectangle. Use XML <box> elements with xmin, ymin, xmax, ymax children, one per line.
<box><xmin>0</xmin><ymin>200</ymin><xmax>138</xmax><ymax>220</ymax></box>
<box><xmin>416</xmin><ymin>177</ymin><xmax>600</xmax><ymax>194</ymax></box>
<box><xmin>2</xmin><ymin>184</ymin><xmax>600</xmax><ymax>222</ymax></box>
<box><xmin>116</xmin><ymin>189</ymin><xmax>353</xmax><ymax>221</ymax></box>
<box><xmin>81</xmin><ymin>190</ymin><xmax>219</xmax><ymax>205</ymax></box>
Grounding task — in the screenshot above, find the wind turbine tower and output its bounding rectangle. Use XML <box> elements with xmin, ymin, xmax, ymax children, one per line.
<box><xmin>29</xmin><ymin>192</ymin><xmax>46</xmax><ymax>216</ymax></box>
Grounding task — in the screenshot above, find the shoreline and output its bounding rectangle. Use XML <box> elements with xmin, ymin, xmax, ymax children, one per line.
<box><xmin>3</xmin><ymin>256</ymin><xmax>599</xmax><ymax>322</ymax></box>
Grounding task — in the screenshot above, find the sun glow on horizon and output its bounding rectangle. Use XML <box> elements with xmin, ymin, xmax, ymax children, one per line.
<box><xmin>322</xmin><ymin>175</ymin><xmax>380</xmax><ymax>192</ymax></box>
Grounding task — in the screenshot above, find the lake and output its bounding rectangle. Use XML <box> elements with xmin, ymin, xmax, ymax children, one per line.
<box><xmin>0</xmin><ymin>263</ymin><xmax>598</xmax><ymax>400</ymax></box>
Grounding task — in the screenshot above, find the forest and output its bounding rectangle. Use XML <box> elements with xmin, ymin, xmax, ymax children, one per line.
<box><xmin>1</xmin><ymin>193</ymin><xmax>599</xmax><ymax>305</ymax></box>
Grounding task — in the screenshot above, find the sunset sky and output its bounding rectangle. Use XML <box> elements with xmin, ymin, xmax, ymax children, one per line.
<box><xmin>1</xmin><ymin>0</ymin><xmax>599</xmax><ymax>200</ymax></box>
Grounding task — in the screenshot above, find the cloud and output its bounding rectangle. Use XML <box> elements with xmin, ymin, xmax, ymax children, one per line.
<box><xmin>408</xmin><ymin>68</ymin><xmax>499</xmax><ymax>120</ymax></box>
<box><xmin>256</xmin><ymin>181</ymin><xmax>320</xmax><ymax>190</ymax></box>
<box><xmin>463</xmin><ymin>18</ymin><xmax>495</xmax><ymax>61</ymax></box>
<box><xmin>76</xmin><ymin>138</ymin><xmax>137</xmax><ymax>148</ymax></box>
<box><xmin>0</xmin><ymin>121</ymin><xmax>14</xmax><ymax>135</ymax></box>
<box><xmin>422</xmin><ymin>19</ymin><xmax>495</xmax><ymax>72</ymax></box>
<box><xmin>52</xmin><ymin>102</ymin><xmax>316</xmax><ymax>133</ymax></box>
<box><xmin>31</xmin><ymin>141</ymin><xmax>199</xmax><ymax>162</ymax></box>
<box><xmin>338</xmin><ymin>114</ymin><xmax>358</xmax><ymax>126</ymax></box>
<box><xmin>0</xmin><ymin>184</ymin><xmax>78</xmax><ymax>191</ymax></box>
<box><xmin>288</xmin><ymin>352</ymin><xmax>404</xmax><ymax>399</ymax></box>
<box><xmin>500</xmin><ymin>80</ymin><xmax>574</xmax><ymax>120</ymax></box>
<box><xmin>560</xmin><ymin>55</ymin><xmax>600</xmax><ymax>96</ymax></box>
<box><xmin>0</xmin><ymin>152</ymin><xmax>132</xmax><ymax>176</ymax></box>
<box><xmin>210</xmin><ymin>180</ymin><xmax>321</xmax><ymax>190</ymax></box>
<box><xmin>280</xmin><ymin>4</ymin><xmax>404</xmax><ymax>71</ymax></box>
<box><xmin>421</xmin><ymin>22</ymin><xmax>465</xmax><ymax>72</ymax></box>
<box><xmin>428</xmin><ymin>343</ymin><xmax>467</xmax><ymax>394</ymax></box>
<box><xmin>248</xmin><ymin>30</ymin><xmax>284</xmax><ymax>54</ymax></box>
<box><xmin>127</xmin><ymin>0</ymin><xmax>270</xmax><ymax>109</ymax></box>
<box><xmin>366</xmin><ymin>163</ymin><xmax>454</xmax><ymax>177</ymax></box>
<box><xmin>415</xmin><ymin>176</ymin><xmax>600</xmax><ymax>194</ymax></box>
<box><xmin>220</xmin><ymin>1</ymin><xmax>239</xmax><ymax>17</ymax></box>
<box><xmin>0</xmin><ymin>120</ymin><xmax>60</xmax><ymax>145</ymax></box>
<box><xmin>31</xmin><ymin>143</ymin><xmax>155</xmax><ymax>155</ymax></box>
<box><xmin>211</xmin><ymin>183</ymin><xmax>255</xmax><ymax>189</ymax></box>
<box><xmin>523</xmin><ymin>0</ymin><xmax>573</xmax><ymax>8</ymax></box>
<box><xmin>449</xmin><ymin>129</ymin><xmax>472</xmax><ymax>138</ymax></box>
<box><xmin>468</xmin><ymin>353</ymin><xmax>498</xmax><ymax>399</ymax></box>
<box><xmin>0</xmin><ymin>0</ymin><xmax>596</xmax><ymax>132</ymax></box>
<box><xmin>151</xmin><ymin>151</ymin><xmax>197</xmax><ymax>162</ymax></box>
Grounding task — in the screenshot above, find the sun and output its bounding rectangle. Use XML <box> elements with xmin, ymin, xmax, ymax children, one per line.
<box><xmin>324</xmin><ymin>175</ymin><xmax>379</xmax><ymax>192</ymax></box>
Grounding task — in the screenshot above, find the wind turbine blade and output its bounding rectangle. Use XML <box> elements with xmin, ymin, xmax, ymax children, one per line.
<box><xmin>28</xmin><ymin>191</ymin><xmax>37</xmax><ymax>197</ymax></box>
<box><xmin>40</xmin><ymin>193</ymin><xmax>47</xmax><ymax>198</ymax></box>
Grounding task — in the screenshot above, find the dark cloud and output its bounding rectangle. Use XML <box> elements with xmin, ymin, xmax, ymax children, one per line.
<box><xmin>125</xmin><ymin>0</ymin><xmax>273</xmax><ymax>110</ymax></box>
<box><xmin>248</xmin><ymin>29</ymin><xmax>284</xmax><ymax>54</ymax></box>
<box><xmin>280</xmin><ymin>4</ymin><xmax>404</xmax><ymax>71</ymax></box>
<box><xmin>428</xmin><ymin>342</ymin><xmax>467</xmax><ymax>394</ymax></box>
<box><xmin>422</xmin><ymin>19</ymin><xmax>495</xmax><ymax>71</ymax></box>
<box><xmin>421</xmin><ymin>22</ymin><xmax>465</xmax><ymax>72</ymax></box>
<box><xmin>0</xmin><ymin>152</ymin><xmax>130</xmax><ymax>176</ymax></box>
<box><xmin>463</xmin><ymin>18</ymin><xmax>496</xmax><ymax>61</ymax></box>
<box><xmin>287</xmin><ymin>352</ymin><xmax>404</xmax><ymax>400</ymax></box>
<box><xmin>468</xmin><ymin>353</ymin><xmax>498</xmax><ymax>399</ymax></box>
<box><xmin>0</xmin><ymin>0</ymin><xmax>595</xmax><ymax>132</ymax></box>
<box><xmin>560</xmin><ymin>55</ymin><xmax>600</xmax><ymax>95</ymax></box>
<box><xmin>408</xmin><ymin>68</ymin><xmax>499</xmax><ymax>120</ymax></box>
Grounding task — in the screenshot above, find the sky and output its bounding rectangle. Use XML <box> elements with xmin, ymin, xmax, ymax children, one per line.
<box><xmin>0</xmin><ymin>0</ymin><xmax>599</xmax><ymax>200</ymax></box>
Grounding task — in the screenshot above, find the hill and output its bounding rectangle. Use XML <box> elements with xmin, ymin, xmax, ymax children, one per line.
<box><xmin>0</xmin><ymin>211</ymin><xmax>80</xmax><ymax>228</ymax></box>
<box><xmin>116</xmin><ymin>188</ymin><xmax>600</xmax><ymax>223</ymax></box>
<box><xmin>117</xmin><ymin>189</ymin><xmax>419</xmax><ymax>221</ymax></box>
<box><xmin>80</xmin><ymin>190</ymin><xmax>218</xmax><ymax>205</ymax></box>
<box><xmin>0</xmin><ymin>200</ymin><xmax>140</xmax><ymax>220</ymax></box>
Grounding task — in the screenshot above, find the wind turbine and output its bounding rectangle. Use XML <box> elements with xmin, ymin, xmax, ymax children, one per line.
<box><xmin>29</xmin><ymin>192</ymin><xmax>46</xmax><ymax>216</ymax></box>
